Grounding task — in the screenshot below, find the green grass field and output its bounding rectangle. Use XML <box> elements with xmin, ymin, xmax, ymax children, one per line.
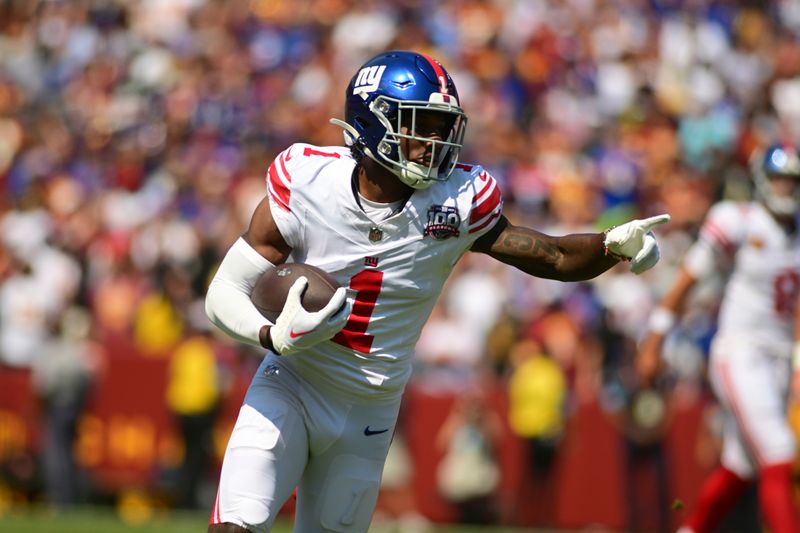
<box><xmin>0</xmin><ymin>507</ymin><xmax>543</xmax><ymax>533</ymax></box>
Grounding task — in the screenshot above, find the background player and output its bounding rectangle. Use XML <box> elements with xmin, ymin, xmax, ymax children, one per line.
<box><xmin>204</xmin><ymin>50</ymin><xmax>669</xmax><ymax>533</ymax></box>
<box><xmin>637</xmin><ymin>144</ymin><xmax>800</xmax><ymax>533</ymax></box>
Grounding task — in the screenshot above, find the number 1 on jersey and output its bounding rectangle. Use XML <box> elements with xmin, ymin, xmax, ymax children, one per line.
<box><xmin>332</xmin><ymin>270</ymin><xmax>384</xmax><ymax>353</ymax></box>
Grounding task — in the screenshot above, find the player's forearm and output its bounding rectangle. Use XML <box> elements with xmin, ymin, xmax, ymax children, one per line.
<box><xmin>204</xmin><ymin>237</ymin><xmax>275</xmax><ymax>348</ymax></box>
<box><xmin>658</xmin><ymin>267</ymin><xmax>697</xmax><ymax>315</ymax></box>
<box><xmin>487</xmin><ymin>227</ymin><xmax>618</xmax><ymax>281</ymax></box>
<box><xmin>645</xmin><ymin>267</ymin><xmax>698</xmax><ymax>338</ymax></box>
<box><xmin>206</xmin><ymin>279</ymin><xmax>268</xmax><ymax>347</ymax></box>
<box><xmin>551</xmin><ymin>232</ymin><xmax>621</xmax><ymax>280</ymax></box>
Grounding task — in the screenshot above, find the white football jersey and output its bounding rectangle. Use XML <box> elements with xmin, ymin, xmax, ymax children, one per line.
<box><xmin>687</xmin><ymin>201</ymin><xmax>800</xmax><ymax>350</ymax></box>
<box><xmin>265</xmin><ymin>144</ymin><xmax>503</xmax><ymax>398</ymax></box>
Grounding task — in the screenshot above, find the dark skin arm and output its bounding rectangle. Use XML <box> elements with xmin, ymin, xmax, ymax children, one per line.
<box><xmin>471</xmin><ymin>215</ymin><xmax>620</xmax><ymax>281</ymax></box>
<box><xmin>242</xmin><ymin>197</ymin><xmax>292</xmax><ymax>350</ymax></box>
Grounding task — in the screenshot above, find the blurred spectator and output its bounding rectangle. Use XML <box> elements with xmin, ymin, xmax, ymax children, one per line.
<box><xmin>506</xmin><ymin>339</ymin><xmax>566</xmax><ymax>528</ymax></box>
<box><xmin>435</xmin><ymin>388</ymin><xmax>503</xmax><ymax>526</ymax></box>
<box><xmin>610</xmin><ymin>381</ymin><xmax>673</xmax><ymax>533</ymax></box>
<box><xmin>134</xmin><ymin>263</ymin><xmax>193</xmax><ymax>356</ymax></box>
<box><xmin>165</xmin><ymin>328</ymin><xmax>220</xmax><ymax>509</ymax></box>
<box><xmin>32</xmin><ymin>306</ymin><xmax>100</xmax><ymax>508</ymax></box>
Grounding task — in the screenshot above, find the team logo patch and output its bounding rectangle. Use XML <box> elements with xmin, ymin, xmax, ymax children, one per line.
<box><xmin>353</xmin><ymin>65</ymin><xmax>386</xmax><ymax>100</ymax></box>
<box><xmin>424</xmin><ymin>205</ymin><xmax>461</xmax><ymax>240</ymax></box>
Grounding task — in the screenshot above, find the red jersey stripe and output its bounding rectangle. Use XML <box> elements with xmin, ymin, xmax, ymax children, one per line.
<box><xmin>469</xmin><ymin>181</ymin><xmax>501</xmax><ymax>225</ymax></box>
<box><xmin>702</xmin><ymin>221</ymin><xmax>734</xmax><ymax>255</ymax></box>
<box><xmin>278</xmin><ymin>152</ymin><xmax>293</xmax><ymax>183</ymax></box>
<box><xmin>267</xmin><ymin>162</ymin><xmax>291</xmax><ymax>211</ymax></box>
<box><xmin>468</xmin><ymin>210</ymin><xmax>502</xmax><ymax>234</ymax></box>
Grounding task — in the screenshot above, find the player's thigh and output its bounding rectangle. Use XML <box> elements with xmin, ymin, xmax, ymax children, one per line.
<box><xmin>717</xmin><ymin>410</ymin><xmax>756</xmax><ymax>479</ymax></box>
<box><xmin>710</xmin><ymin>348</ymin><xmax>795</xmax><ymax>467</ymax></box>
<box><xmin>212</xmin><ymin>399</ymin><xmax>308</xmax><ymax>533</ymax></box>
<box><xmin>294</xmin><ymin>399</ymin><xmax>400</xmax><ymax>533</ymax></box>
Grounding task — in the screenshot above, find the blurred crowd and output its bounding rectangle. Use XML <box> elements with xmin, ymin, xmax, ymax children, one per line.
<box><xmin>2</xmin><ymin>0</ymin><xmax>800</xmax><ymax>529</ymax></box>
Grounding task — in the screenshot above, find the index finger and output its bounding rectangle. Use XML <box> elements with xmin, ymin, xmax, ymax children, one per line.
<box><xmin>639</xmin><ymin>214</ymin><xmax>671</xmax><ymax>231</ymax></box>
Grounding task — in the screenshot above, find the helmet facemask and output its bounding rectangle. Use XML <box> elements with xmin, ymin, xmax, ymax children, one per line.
<box><xmin>369</xmin><ymin>94</ymin><xmax>467</xmax><ymax>189</ymax></box>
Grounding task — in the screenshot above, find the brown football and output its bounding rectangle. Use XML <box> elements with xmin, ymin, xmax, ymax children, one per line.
<box><xmin>251</xmin><ymin>263</ymin><xmax>342</xmax><ymax>322</ymax></box>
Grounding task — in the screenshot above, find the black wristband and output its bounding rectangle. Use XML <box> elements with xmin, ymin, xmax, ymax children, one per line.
<box><xmin>259</xmin><ymin>325</ymin><xmax>277</xmax><ymax>353</ymax></box>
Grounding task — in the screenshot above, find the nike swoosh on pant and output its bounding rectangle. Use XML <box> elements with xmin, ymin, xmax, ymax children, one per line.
<box><xmin>364</xmin><ymin>426</ymin><xmax>389</xmax><ymax>436</ymax></box>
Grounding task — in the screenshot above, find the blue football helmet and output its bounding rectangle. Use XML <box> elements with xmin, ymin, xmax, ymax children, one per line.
<box><xmin>750</xmin><ymin>144</ymin><xmax>800</xmax><ymax>215</ymax></box>
<box><xmin>330</xmin><ymin>50</ymin><xmax>467</xmax><ymax>189</ymax></box>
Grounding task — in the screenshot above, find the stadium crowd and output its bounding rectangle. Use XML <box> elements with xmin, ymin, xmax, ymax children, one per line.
<box><xmin>2</xmin><ymin>0</ymin><xmax>800</xmax><ymax>531</ymax></box>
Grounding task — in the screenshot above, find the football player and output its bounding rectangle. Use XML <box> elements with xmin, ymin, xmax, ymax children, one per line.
<box><xmin>637</xmin><ymin>144</ymin><xmax>800</xmax><ymax>533</ymax></box>
<box><xmin>205</xmin><ymin>50</ymin><xmax>669</xmax><ymax>533</ymax></box>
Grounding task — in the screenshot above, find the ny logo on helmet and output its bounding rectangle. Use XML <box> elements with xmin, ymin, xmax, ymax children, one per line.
<box><xmin>424</xmin><ymin>205</ymin><xmax>461</xmax><ymax>240</ymax></box>
<box><xmin>353</xmin><ymin>65</ymin><xmax>386</xmax><ymax>100</ymax></box>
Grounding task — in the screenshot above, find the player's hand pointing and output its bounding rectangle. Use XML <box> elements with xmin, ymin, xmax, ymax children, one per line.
<box><xmin>604</xmin><ymin>214</ymin><xmax>671</xmax><ymax>274</ymax></box>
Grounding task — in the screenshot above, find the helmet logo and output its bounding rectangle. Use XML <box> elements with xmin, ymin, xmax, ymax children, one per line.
<box><xmin>353</xmin><ymin>65</ymin><xmax>387</xmax><ymax>100</ymax></box>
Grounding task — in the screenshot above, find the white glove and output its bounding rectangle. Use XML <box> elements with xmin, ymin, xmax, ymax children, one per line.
<box><xmin>604</xmin><ymin>214</ymin><xmax>671</xmax><ymax>275</ymax></box>
<box><xmin>269</xmin><ymin>277</ymin><xmax>353</xmax><ymax>356</ymax></box>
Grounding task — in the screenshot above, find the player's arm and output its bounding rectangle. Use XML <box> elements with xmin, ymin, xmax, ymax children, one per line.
<box><xmin>636</xmin><ymin>266</ymin><xmax>698</xmax><ymax>385</ymax></box>
<box><xmin>206</xmin><ymin>197</ymin><xmax>351</xmax><ymax>355</ymax></box>
<box><xmin>205</xmin><ymin>197</ymin><xmax>291</xmax><ymax>349</ymax></box>
<box><xmin>471</xmin><ymin>216</ymin><xmax>617</xmax><ymax>280</ymax></box>
<box><xmin>471</xmin><ymin>213</ymin><xmax>669</xmax><ymax>280</ymax></box>
<box><xmin>243</xmin><ymin>196</ymin><xmax>293</xmax><ymax>264</ymax></box>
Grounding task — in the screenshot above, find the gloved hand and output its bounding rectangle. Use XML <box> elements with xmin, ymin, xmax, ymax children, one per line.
<box><xmin>269</xmin><ymin>277</ymin><xmax>353</xmax><ymax>356</ymax></box>
<box><xmin>604</xmin><ymin>214</ymin><xmax>671</xmax><ymax>275</ymax></box>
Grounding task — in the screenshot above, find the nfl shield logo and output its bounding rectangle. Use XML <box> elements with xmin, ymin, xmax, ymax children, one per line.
<box><xmin>368</xmin><ymin>227</ymin><xmax>383</xmax><ymax>242</ymax></box>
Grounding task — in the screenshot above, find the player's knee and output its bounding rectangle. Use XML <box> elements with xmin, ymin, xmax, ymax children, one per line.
<box><xmin>208</xmin><ymin>523</ymin><xmax>253</xmax><ymax>533</ymax></box>
<box><xmin>317</xmin><ymin>455</ymin><xmax>382</xmax><ymax>533</ymax></box>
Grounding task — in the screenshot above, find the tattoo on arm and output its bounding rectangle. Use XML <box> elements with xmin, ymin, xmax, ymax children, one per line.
<box><xmin>498</xmin><ymin>230</ymin><xmax>558</xmax><ymax>261</ymax></box>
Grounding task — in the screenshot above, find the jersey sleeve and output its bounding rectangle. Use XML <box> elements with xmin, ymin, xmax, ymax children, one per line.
<box><xmin>265</xmin><ymin>145</ymin><xmax>304</xmax><ymax>248</ymax></box>
<box><xmin>465</xmin><ymin>167</ymin><xmax>504</xmax><ymax>239</ymax></box>
<box><xmin>696</xmin><ymin>201</ymin><xmax>745</xmax><ymax>256</ymax></box>
<box><xmin>683</xmin><ymin>201</ymin><xmax>742</xmax><ymax>278</ymax></box>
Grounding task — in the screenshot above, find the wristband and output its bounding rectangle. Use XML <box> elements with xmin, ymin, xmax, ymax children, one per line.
<box><xmin>648</xmin><ymin>307</ymin><xmax>676</xmax><ymax>335</ymax></box>
<box><xmin>793</xmin><ymin>342</ymin><xmax>800</xmax><ymax>371</ymax></box>
<box><xmin>603</xmin><ymin>227</ymin><xmax>630</xmax><ymax>262</ymax></box>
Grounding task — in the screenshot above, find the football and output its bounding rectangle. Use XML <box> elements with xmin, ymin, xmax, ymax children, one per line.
<box><xmin>251</xmin><ymin>263</ymin><xmax>342</xmax><ymax>322</ymax></box>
